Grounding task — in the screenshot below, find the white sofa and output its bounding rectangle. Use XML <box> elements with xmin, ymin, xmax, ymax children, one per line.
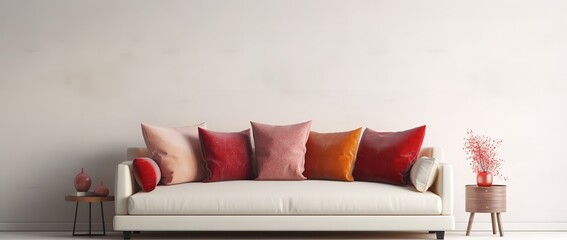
<box><xmin>114</xmin><ymin>147</ymin><xmax>454</xmax><ymax>239</ymax></box>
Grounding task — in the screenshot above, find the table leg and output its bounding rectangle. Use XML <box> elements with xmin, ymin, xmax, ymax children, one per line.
<box><xmin>88</xmin><ymin>202</ymin><xmax>92</xmax><ymax>236</ymax></box>
<box><xmin>491</xmin><ymin>213</ymin><xmax>497</xmax><ymax>234</ymax></box>
<box><xmin>100</xmin><ymin>202</ymin><xmax>106</xmax><ymax>236</ymax></box>
<box><xmin>497</xmin><ymin>212</ymin><xmax>504</xmax><ymax>237</ymax></box>
<box><xmin>69</xmin><ymin>201</ymin><xmax>108</xmax><ymax>237</ymax></box>
<box><xmin>466</xmin><ymin>212</ymin><xmax>475</xmax><ymax>236</ymax></box>
<box><xmin>72</xmin><ymin>202</ymin><xmax>78</xmax><ymax>236</ymax></box>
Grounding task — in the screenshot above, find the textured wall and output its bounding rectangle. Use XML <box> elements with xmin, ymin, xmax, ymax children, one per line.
<box><xmin>1</xmin><ymin>0</ymin><xmax>566</xmax><ymax>231</ymax></box>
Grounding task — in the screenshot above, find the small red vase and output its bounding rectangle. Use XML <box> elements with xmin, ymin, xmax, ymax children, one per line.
<box><xmin>95</xmin><ymin>181</ymin><xmax>109</xmax><ymax>196</ymax></box>
<box><xmin>74</xmin><ymin>168</ymin><xmax>92</xmax><ymax>192</ymax></box>
<box><xmin>477</xmin><ymin>172</ymin><xmax>493</xmax><ymax>187</ymax></box>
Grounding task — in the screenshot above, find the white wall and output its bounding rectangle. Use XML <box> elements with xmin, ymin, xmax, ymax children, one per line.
<box><xmin>1</xmin><ymin>0</ymin><xmax>566</xmax><ymax>231</ymax></box>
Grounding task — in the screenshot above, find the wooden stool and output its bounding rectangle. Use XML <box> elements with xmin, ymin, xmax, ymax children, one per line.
<box><xmin>465</xmin><ymin>185</ymin><xmax>506</xmax><ymax>237</ymax></box>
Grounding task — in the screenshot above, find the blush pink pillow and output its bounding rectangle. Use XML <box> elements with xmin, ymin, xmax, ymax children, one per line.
<box><xmin>132</xmin><ymin>157</ymin><xmax>161</xmax><ymax>192</ymax></box>
<box><xmin>141</xmin><ymin>122</ymin><xmax>206</xmax><ymax>185</ymax></box>
<box><xmin>251</xmin><ymin>121</ymin><xmax>312</xmax><ymax>180</ymax></box>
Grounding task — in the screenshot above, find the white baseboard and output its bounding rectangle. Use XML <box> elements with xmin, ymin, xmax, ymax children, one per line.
<box><xmin>1</xmin><ymin>222</ymin><xmax>566</xmax><ymax>232</ymax></box>
<box><xmin>0</xmin><ymin>223</ymin><xmax>112</xmax><ymax>231</ymax></box>
<box><xmin>455</xmin><ymin>222</ymin><xmax>567</xmax><ymax>231</ymax></box>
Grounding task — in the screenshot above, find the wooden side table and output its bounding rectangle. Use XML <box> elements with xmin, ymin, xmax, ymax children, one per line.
<box><xmin>64</xmin><ymin>195</ymin><xmax>114</xmax><ymax>236</ymax></box>
<box><xmin>465</xmin><ymin>185</ymin><xmax>506</xmax><ymax>237</ymax></box>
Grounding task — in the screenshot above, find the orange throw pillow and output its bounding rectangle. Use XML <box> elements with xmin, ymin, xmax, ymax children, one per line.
<box><xmin>304</xmin><ymin>128</ymin><xmax>362</xmax><ymax>181</ymax></box>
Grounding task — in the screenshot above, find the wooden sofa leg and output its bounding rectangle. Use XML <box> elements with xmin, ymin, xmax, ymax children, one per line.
<box><xmin>123</xmin><ymin>231</ymin><xmax>132</xmax><ymax>239</ymax></box>
<box><xmin>435</xmin><ymin>231</ymin><xmax>445</xmax><ymax>239</ymax></box>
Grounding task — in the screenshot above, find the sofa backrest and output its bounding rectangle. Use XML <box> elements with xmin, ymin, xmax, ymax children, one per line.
<box><xmin>128</xmin><ymin>147</ymin><xmax>442</xmax><ymax>162</ymax></box>
<box><xmin>127</xmin><ymin>147</ymin><xmax>149</xmax><ymax>160</ymax></box>
<box><xmin>419</xmin><ymin>147</ymin><xmax>443</xmax><ymax>162</ymax></box>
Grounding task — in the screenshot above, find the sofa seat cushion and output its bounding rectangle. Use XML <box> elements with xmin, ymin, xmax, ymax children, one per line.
<box><xmin>128</xmin><ymin>180</ymin><xmax>442</xmax><ymax>215</ymax></box>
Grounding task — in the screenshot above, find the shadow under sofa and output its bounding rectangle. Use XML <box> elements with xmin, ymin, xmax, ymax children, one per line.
<box><xmin>114</xmin><ymin>147</ymin><xmax>454</xmax><ymax>239</ymax></box>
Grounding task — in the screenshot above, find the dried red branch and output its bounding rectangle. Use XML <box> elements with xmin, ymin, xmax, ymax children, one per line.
<box><xmin>463</xmin><ymin>130</ymin><xmax>508</xmax><ymax>180</ymax></box>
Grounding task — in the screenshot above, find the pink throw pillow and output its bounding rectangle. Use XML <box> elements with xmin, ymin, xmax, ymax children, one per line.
<box><xmin>199</xmin><ymin>128</ymin><xmax>254</xmax><ymax>182</ymax></box>
<box><xmin>141</xmin><ymin>122</ymin><xmax>206</xmax><ymax>185</ymax></box>
<box><xmin>132</xmin><ymin>157</ymin><xmax>161</xmax><ymax>192</ymax></box>
<box><xmin>251</xmin><ymin>121</ymin><xmax>312</xmax><ymax>180</ymax></box>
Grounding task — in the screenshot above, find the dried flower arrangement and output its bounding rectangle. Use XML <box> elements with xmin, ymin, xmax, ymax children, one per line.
<box><xmin>463</xmin><ymin>130</ymin><xmax>508</xmax><ymax>180</ymax></box>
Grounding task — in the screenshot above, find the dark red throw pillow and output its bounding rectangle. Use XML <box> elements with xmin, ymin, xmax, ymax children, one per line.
<box><xmin>353</xmin><ymin>125</ymin><xmax>426</xmax><ymax>185</ymax></box>
<box><xmin>198</xmin><ymin>128</ymin><xmax>254</xmax><ymax>182</ymax></box>
<box><xmin>133</xmin><ymin>157</ymin><xmax>161</xmax><ymax>192</ymax></box>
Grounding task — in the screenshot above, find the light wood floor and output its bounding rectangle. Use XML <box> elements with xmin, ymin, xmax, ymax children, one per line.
<box><xmin>0</xmin><ymin>231</ymin><xmax>566</xmax><ymax>239</ymax></box>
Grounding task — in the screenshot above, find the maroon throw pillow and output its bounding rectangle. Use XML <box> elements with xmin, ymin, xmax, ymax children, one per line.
<box><xmin>353</xmin><ymin>125</ymin><xmax>426</xmax><ymax>185</ymax></box>
<box><xmin>199</xmin><ymin>128</ymin><xmax>254</xmax><ymax>182</ymax></box>
<box><xmin>133</xmin><ymin>157</ymin><xmax>161</xmax><ymax>192</ymax></box>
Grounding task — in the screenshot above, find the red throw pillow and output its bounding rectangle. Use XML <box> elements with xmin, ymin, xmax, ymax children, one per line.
<box><xmin>353</xmin><ymin>126</ymin><xmax>426</xmax><ymax>185</ymax></box>
<box><xmin>133</xmin><ymin>157</ymin><xmax>161</xmax><ymax>192</ymax></box>
<box><xmin>199</xmin><ymin>128</ymin><xmax>254</xmax><ymax>182</ymax></box>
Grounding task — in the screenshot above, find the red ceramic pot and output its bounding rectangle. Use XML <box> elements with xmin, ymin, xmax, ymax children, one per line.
<box><xmin>74</xmin><ymin>168</ymin><xmax>92</xmax><ymax>192</ymax></box>
<box><xmin>95</xmin><ymin>180</ymin><xmax>109</xmax><ymax>196</ymax></box>
<box><xmin>477</xmin><ymin>172</ymin><xmax>493</xmax><ymax>187</ymax></box>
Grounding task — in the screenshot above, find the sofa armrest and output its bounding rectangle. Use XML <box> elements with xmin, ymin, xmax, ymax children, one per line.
<box><xmin>115</xmin><ymin>161</ymin><xmax>137</xmax><ymax>215</ymax></box>
<box><xmin>430</xmin><ymin>162</ymin><xmax>454</xmax><ymax>215</ymax></box>
<box><xmin>420</xmin><ymin>147</ymin><xmax>453</xmax><ymax>216</ymax></box>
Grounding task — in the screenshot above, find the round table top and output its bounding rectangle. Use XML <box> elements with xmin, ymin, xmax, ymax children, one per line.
<box><xmin>64</xmin><ymin>195</ymin><xmax>115</xmax><ymax>202</ymax></box>
<box><xmin>465</xmin><ymin>184</ymin><xmax>506</xmax><ymax>188</ymax></box>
